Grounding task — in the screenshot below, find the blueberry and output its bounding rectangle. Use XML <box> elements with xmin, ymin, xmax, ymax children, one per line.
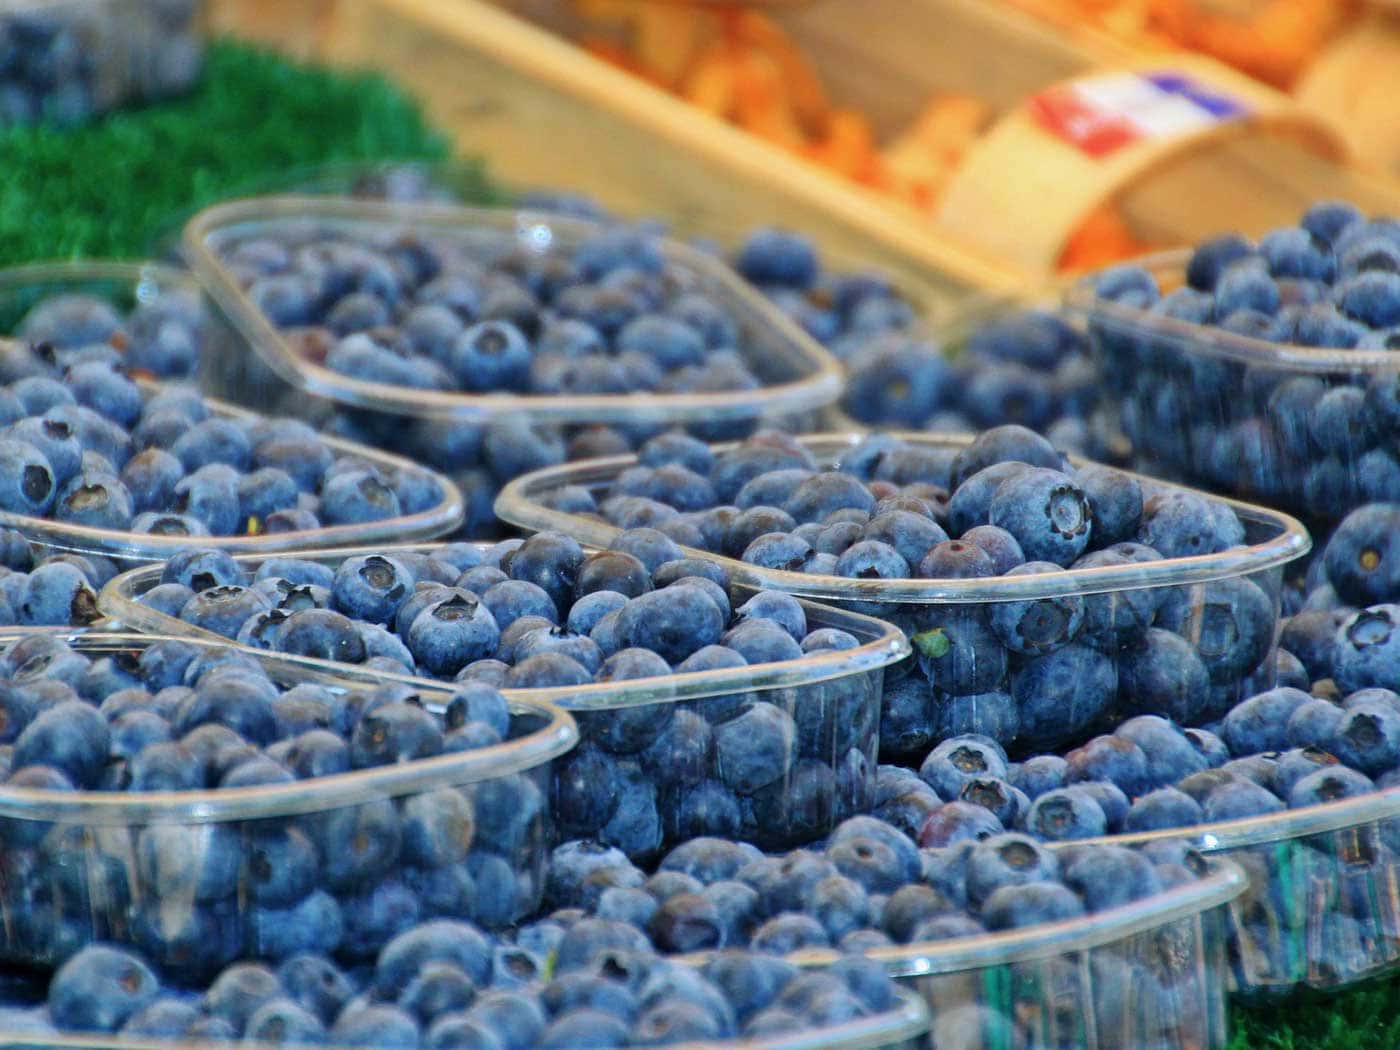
<box><xmin>1125</xmin><ymin>787</ymin><xmax>1205</xmax><ymax>832</ymax></box>
<box><xmin>1202</xmin><ymin>777</ymin><xmax>1285</xmax><ymax>822</ymax></box>
<box><xmin>965</xmin><ymin>833</ymin><xmax>1059</xmax><ymax>907</ymax></box>
<box><xmin>1335</xmin><ymin>605</ymin><xmax>1400</xmax><ymax>693</ymax></box>
<box><xmin>48</xmin><ymin>945</ymin><xmax>159</xmax><ymax>1033</ymax></box>
<box><xmin>713</xmin><ymin>702</ymin><xmax>796</xmax><ymax>795</ymax></box>
<box><xmin>1327</xmin><ymin>701</ymin><xmax>1400</xmax><ymax>775</ymax></box>
<box><xmin>917</xmin><ymin>801</ymin><xmax>1004</xmax><ymax>848</ymax></box>
<box><xmin>0</xmin><ymin>438</ymin><xmax>56</xmax><ymax>515</ymax></box>
<box><xmin>1012</xmin><ymin>643</ymin><xmax>1116</xmax><ymax>750</ymax></box>
<box><xmin>1025</xmin><ymin>788</ymin><xmax>1107</xmax><ymax>841</ymax></box>
<box><xmin>987</xmin><ymin>562</ymin><xmax>1084</xmax><ymax>655</ymax></box>
<box><xmin>1287</xmin><ymin>765</ymin><xmax>1375</xmax><ymax>809</ymax></box>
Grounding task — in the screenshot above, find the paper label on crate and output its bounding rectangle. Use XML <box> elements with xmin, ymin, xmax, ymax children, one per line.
<box><xmin>1029</xmin><ymin>71</ymin><xmax>1250</xmax><ymax>158</ymax></box>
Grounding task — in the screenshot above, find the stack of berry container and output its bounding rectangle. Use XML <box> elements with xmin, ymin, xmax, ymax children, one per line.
<box><xmin>0</xmin><ymin>631</ymin><xmax>577</xmax><ymax>978</ymax></box>
<box><xmin>1067</xmin><ymin>248</ymin><xmax>1400</xmax><ymax>525</ymax></box>
<box><xmin>98</xmin><ymin>542</ymin><xmax>911</xmax><ymax>861</ymax></box>
<box><xmin>0</xmin><ymin>0</ymin><xmax>205</xmax><ymax>127</ymax></box>
<box><xmin>0</xmin><ymin>260</ymin><xmax>466</xmax><ymax>568</ymax></box>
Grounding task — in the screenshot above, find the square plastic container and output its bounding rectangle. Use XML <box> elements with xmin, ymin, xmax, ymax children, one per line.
<box><xmin>1109</xmin><ymin>782</ymin><xmax>1400</xmax><ymax>995</ymax></box>
<box><xmin>0</xmin><ymin>630</ymin><xmax>577</xmax><ymax>978</ymax></box>
<box><xmin>180</xmin><ymin>194</ymin><xmax>846</xmax><ymax>432</ymax></box>
<box><xmin>1068</xmin><ymin>248</ymin><xmax>1400</xmax><ymax>523</ymax></box>
<box><xmin>0</xmin><ymin>260</ymin><xmax>466</xmax><ymax>560</ymax></box>
<box><xmin>0</xmin><ymin>0</ymin><xmax>204</xmax><ymax>126</ymax></box>
<box><xmin>99</xmin><ymin>542</ymin><xmax>910</xmax><ymax>858</ymax></box>
<box><xmin>495</xmin><ymin>431</ymin><xmax>1312</xmax><ymax>759</ymax></box>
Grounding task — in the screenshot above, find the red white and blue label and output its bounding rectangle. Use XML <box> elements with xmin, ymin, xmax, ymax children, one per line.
<box><xmin>1029</xmin><ymin>71</ymin><xmax>1251</xmax><ymax>159</ymax></box>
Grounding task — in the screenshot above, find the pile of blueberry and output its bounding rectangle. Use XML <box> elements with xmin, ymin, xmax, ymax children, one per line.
<box><xmin>898</xmin><ymin>686</ymin><xmax>1398</xmax><ymax>846</ymax></box>
<box><xmin>6</xmin><ymin>282</ymin><xmax>205</xmax><ymax>381</ymax></box>
<box><xmin>133</xmin><ymin>536</ymin><xmax>885</xmax><ymax>858</ymax></box>
<box><xmin>0</xmin><ymin>635</ymin><xmax>554</xmax><ymax>975</ymax></box>
<box><xmin>1087</xmin><ymin>200</ymin><xmax>1400</xmax><ymax>513</ymax></box>
<box><xmin>0</xmin><ymin>2</ymin><xmax>202</xmax><ymax>127</ymax></box>
<box><xmin>0</xmin><ymin>349</ymin><xmax>451</xmax><ymax>538</ymax></box>
<box><xmin>545</xmin><ymin>818</ymin><xmax>1208</xmax><ymax>955</ymax></box>
<box><xmin>842</xmin><ymin>309</ymin><xmax>1120</xmax><ymax>462</ymax></box>
<box><xmin>0</xmin><ymin>922</ymin><xmax>910</xmax><ymax>1047</ymax></box>
<box><xmin>545</xmin><ymin>425</ymin><xmax>1276</xmax><ymax>755</ymax></box>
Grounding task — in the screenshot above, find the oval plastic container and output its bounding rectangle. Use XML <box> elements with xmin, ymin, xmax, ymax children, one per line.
<box><xmin>0</xmin><ymin>0</ymin><xmax>204</xmax><ymax>127</ymax></box>
<box><xmin>0</xmin><ymin>630</ymin><xmax>577</xmax><ymax>977</ymax></box>
<box><xmin>1067</xmin><ymin>248</ymin><xmax>1400</xmax><ymax>523</ymax></box>
<box><xmin>495</xmin><ymin>431</ymin><xmax>1311</xmax><ymax>758</ymax></box>
<box><xmin>100</xmin><ymin>542</ymin><xmax>910</xmax><ymax>858</ymax></box>
<box><xmin>686</xmin><ymin>853</ymin><xmax>1245</xmax><ymax>1050</ymax></box>
<box><xmin>0</xmin><ymin>260</ymin><xmax>466</xmax><ymax>560</ymax></box>
<box><xmin>180</xmin><ymin>194</ymin><xmax>845</xmax><ymax>431</ymax></box>
<box><xmin>1106</xmin><ymin>782</ymin><xmax>1400</xmax><ymax>995</ymax></box>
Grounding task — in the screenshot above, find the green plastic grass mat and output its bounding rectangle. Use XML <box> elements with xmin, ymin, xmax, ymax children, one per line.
<box><xmin>0</xmin><ymin>38</ymin><xmax>495</xmax><ymax>266</ymax></box>
<box><xmin>1230</xmin><ymin>976</ymin><xmax>1400</xmax><ymax>1048</ymax></box>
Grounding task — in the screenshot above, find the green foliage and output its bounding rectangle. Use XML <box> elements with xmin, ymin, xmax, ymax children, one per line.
<box><xmin>1230</xmin><ymin>976</ymin><xmax>1400</xmax><ymax>1049</ymax></box>
<box><xmin>0</xmin><ymin>39</ymin><xmax>494</xmax><ymax>265</ymax></box>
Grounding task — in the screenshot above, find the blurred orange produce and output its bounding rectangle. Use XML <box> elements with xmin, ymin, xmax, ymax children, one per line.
<box><xmin>574</xmin><ymin>0</ymin><xmax>1157</xmax><ymax>269</ymax></box>
<box><xmin>1009</xmin><ymin>0</ymin><xmax>1361</xmax><ymax>88</ymax></box>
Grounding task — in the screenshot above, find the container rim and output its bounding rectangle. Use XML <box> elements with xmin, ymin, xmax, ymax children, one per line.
<box><xmin>98</xmin><ymin>543</ymin><xmax>913</xmax><ymax>712</ymax></box>
<box><xmin>684</xmin><ymin>855</ymin><xmax>1246</xmax><ymax>979</ymax></box>
<box><xmin>0</xmin><ymin>631</ymin><xmax>577</xmax><ymax>825</ymax></box>
<box><xmin>495</xmin><ymin>431</ymin><xmax>1312</xmax><ymax>603</ymax></box>
<box><xmin>1064</xmin><ymin>247</ymin><xmax>1400</xmax><ymax>373</ymax></box>
<box><xmin>180</xmin><ymin>195</ymin><xmax>846</xmax><ymax>425</ymax></box>
<box><xmin>0</xmin><ymin>987</ymin><xmax>928</xmax><ymax>1050</ymax></box>
<box><xmin>1093</xmin><ymin>774</ymin><xmax>1400</xmax><ymax>853</ymax></box>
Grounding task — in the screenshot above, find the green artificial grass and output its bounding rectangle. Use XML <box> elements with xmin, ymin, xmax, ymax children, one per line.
<box><xmin>0</xmin><ymin>38</ymin><xmax>495</xmax><ymax>265</ymax></box>
<box><xmin>1229</xmin><ymin>977</ymin><xmax>1400</xmax><ymax>1050</ymax></box>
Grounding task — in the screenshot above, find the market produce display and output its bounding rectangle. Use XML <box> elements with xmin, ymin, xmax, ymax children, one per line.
<box><xmin>0</xmin><ymin>633</ymin><xmax>572</xmax><ymax>975</ymax></box>
<box><xmin>1081</xmin><ymin>201</ymin><xmax>1400</xmax><ymax>519</ymax></box>
<box><xmin>11</xmin><ymin>3</ymin><xmax>1400</xmax><ymax>1038</ymax></box>
<box><xmin>0</xmin><ymin>925</ymin><xmax>924</xmax><ymax>1047</ymax></box>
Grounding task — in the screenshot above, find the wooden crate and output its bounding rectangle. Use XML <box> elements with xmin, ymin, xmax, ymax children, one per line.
<box><xmin>207</xmin><ymin>0</ymin><xmax>1023</xmax><ymax>317</ymax></box>
<box><xmin>209</xmin><ymin>0</ymin><xmax>1400</xmax><ymax>282</ymax></box>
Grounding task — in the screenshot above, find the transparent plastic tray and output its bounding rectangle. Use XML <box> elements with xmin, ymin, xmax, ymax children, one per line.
<box><xmin>1107</xmin><ymin>781</ymin><xmax>1400</xmax><ymax>994</ymax></box>
<box><xmin>101</xmin><ymin>542</ymin><xmax>909</xmax><ymax>857</ymax></box>
<box><xmin>0</xmin><ymin>384</ymin><xmax>464</xmax><ymax>561</ymax></box>
<box><xmin>495</xmin><ymin>430</ymin><xmax>1311</xmax><ymax>756</ymax></box>
<box><xmin>180</xmin><ymin>194</ymin><xmax>846</xmax><ymax>429</ymax></box>
<box><xmin>0</xmin><ymin>0</ymin><xmax>204</xmax><ymax>127</ymax></box>
<box><xmin>695</xmin><ymin>853</ymin><xmax>1247</xmax><ymax>1050</ymax></box>
<box><xmin>1067</xmin><ymin>248</ymin><xmax>1400</xmax><ymax>522</ymax></box>
<box><xmin>0</xmin><ymin>260</ymin><xmax>466</xmax><ymax>560</ymax></box>
<box><xmin>0</xmin><ymin>985</ymin><xmax>929</xmax><ymax>1050</ymax></box>
<box><xmin>0</xmin><ymin>630</ymin><xmax>577</xmax><ymax>975</ymax></box>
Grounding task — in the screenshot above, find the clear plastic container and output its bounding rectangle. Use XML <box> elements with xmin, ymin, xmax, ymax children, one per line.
<box><xmin>0</xmin><ymin>0</ymin><xmax>205</xmax><ymax>127</ymax></box>
<box><xmin>1067</xmin><ymin>249</ymin><xmax>1400</xmax><ymax>523</ymax></box>
<box><xmin>495</xmin><ymin>431</ymin><xmax>1312</xmax><ymax>758</ymax></box>
<box><xmin>0</xmin><ymin>260</ymin><xmax>466</xmax><ymax>560</ymax></box>
<box><xmin>1108</xmin><ymin>782</ymin><xmax>1400</xmax><ymax>994</ymax></box>
<box><xmin>693</xmin><ymin>853</ymin><xmax>1246</xmax><ymax>1050</ymax></box>
<box><xmin>0</xmin><ymin>630</ymin><xmax>577</xmax><ymax>977</ymax></box>
<box><xmin>100</xmin><ymin>542</ymin><xmax>910</xmax><ymax>857</ymax></box>
<box><xmin>180</xmin><ymin>194</ymin><xmax>846</xmax><ymax>430</ymax></box>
